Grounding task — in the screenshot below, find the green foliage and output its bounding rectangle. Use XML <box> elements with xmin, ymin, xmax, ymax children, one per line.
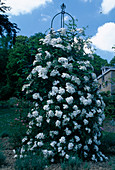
<box><xmin>0</xmin><ymin>33</ymin><xmax>45</xmax><ymax>100</ymax></box>
<box><xmin>109</xmin><ymin>56</ymin><xmax>115</xmax><ymax>66</ymax></box>
<box><xmin>100</xmin><ymin>92</ymin><xmax>115</xmax><ymax>118</ymax></box>
<box><xmin>0</xmin><ymin>151</ymin><xmax>6</xmax><ymax>166</ymax></box>
<box><xmin>0</xmin><ymin>1</ymin><xmax>19</xmax><ymax>41</ymax></box>
<box><xmin>90</xmin><ymin>54</ymin><xmax>108</xmax><ymax>76</ymax></box>
<box><xmin>15</xmin><ymin>154</ymin><xmax>47</xmax><ymax>170</ymax></box>
<box><xmin>100</xmin><ymin>131</ymin><xmax>115</xmax><ymax>154</ymax></box>
<box><xmin>61</xmin><ymin>154</ymin><xmax>82</xmax><ymax>170</ymax></box>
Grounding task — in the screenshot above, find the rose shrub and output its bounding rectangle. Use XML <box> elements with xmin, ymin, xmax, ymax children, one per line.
<box><xmin>14</xmin><ymin>24</ymin><xmax>108</xmax><ymax>163</ymax></box>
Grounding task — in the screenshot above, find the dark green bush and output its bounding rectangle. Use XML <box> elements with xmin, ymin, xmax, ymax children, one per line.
<box><xmin>0</xmin><ymin>131</ymin><xmax>9</xmax><ymax>138</ymax></box>
<box><xmin>61</xmin><ymin>154</ymin><xmax>82</xmax><ymax>170</ymax></box>
<box><xmin>15</xmin><ymin>154</ymin><xmax>47</xmax><ymax>170</ymax></box>
<box><xmin>100</xmin><ymin>131</ymin><xmax>115</xmax><ymax>155</ymax></box>
<box><xmin>100</xmin><ymin>92</ymin><xmax>115</xmax><ymax>118</ymax></box>
<box><xmin>0</xmin><ymin>151</ymin><xmax>6</xmax><ymax>166</ymax></box>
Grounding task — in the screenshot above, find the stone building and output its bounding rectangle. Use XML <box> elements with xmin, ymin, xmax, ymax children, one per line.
<box><xmin>97</xmin><ymin>66</ymin><xmax>115</xmax><ymax>95</ymax></box>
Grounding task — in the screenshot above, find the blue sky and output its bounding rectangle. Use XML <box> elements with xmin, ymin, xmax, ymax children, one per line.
<box><xmin>4</xmin><ymin>0</ymin><xmax>115</xmax><ymax>62</ymax></box>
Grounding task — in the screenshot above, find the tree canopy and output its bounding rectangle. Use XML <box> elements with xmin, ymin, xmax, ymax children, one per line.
<box><xmin>0</xmin><ymin>1</ymin><xmax>19</xmax><ymax>44</ymax></box>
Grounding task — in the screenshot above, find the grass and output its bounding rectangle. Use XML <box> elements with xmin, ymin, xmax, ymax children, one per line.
<box><xmin>0</xmin><ymin>108</ymin><xmax>16</xmax><ymax>137</ymax></box>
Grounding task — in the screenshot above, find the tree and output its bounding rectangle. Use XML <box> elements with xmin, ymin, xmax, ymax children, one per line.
<box><xmin>0</xmin><ymin>1</ymin><xmax>19</xmax><ymax>44</ymax></box>
<box><xmin>109</xmin><ymin>56</ymin><xmax>115</xmax><ymax>66</ymax></box>
<box><xmin>90</xmin><ymin>54</ymin><xmax>108</xmax><ymax>76</ymax></box>
<box><xmin>6</xmin><ymin>33</ymin><xmax>45</xmax><ymax>98</ymax></box>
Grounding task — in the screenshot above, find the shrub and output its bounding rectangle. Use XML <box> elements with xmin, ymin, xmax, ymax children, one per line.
<box><xmin>61</xmin><ymin>154</ymin><xmax>82</xmax><ymax>170</ymax></box>
<box><xmin>0</xmin><ymin>151</ymin><xmax>6</xmax><ymax>166</ymax></box>
<box><xmin>15</xmin><ymin>154</ymin><xmax>47</xmax><ymax>170</ymax></box>
<box><xmin>100</xmin><ymin>131</ymin><xmax>115</xmax><ymax>155</ymax></box>
<box><xmin>14</xmin><ymin>22</ymin><xmax>107</xmax><ymax>163</ymax></box>
<box><xmin>100</xmin><ymin>92</ymin><xmax>115</xmax><ymax>118</ymax></box>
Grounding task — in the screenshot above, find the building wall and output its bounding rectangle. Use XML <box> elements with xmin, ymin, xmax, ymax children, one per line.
<box><xmin>111</xmin><ymin>70</ymin><xmax>115</xmax><ymax>95</ymax></box>
<box><xmin>98</xmin><ymin>71</ymin><xmax>111</xmax><ymax>93</ymax></box>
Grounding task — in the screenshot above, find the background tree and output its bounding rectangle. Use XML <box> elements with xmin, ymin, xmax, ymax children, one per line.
<box><xmin>90</xmin><ymin>54</ymin><xmax>108</xmax><ymax>76</ymax></box>
<box><xmin>109</xmin><ymin>56</ymin><xmax>115</xmax><ymax>66</ymax></box>
<box><xmin>5</xmin><ymin>33</ymin><xmax>45</xmax><ymax>99</ymax></box>
<box><xmin>0</xmin><ymin>0</ymin><xmax>19</xmax><ymax>45</ymax></box>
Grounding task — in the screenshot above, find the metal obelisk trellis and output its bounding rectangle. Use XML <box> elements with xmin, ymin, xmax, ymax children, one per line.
<box><xmin>51</xmin><ymin>3</ymin><xmax>75</xmax><ymax>30</ymax></box>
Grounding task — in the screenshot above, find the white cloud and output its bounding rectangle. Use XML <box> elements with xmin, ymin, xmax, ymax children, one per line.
<box><xmin>91</xmin><ymin>22</ymin><xmax>115</xmax><ymax>52</ymax></box>
<box><xmin>5</xmin><ymin>0</ymin><xmax>52</xmax><ymax>16</ymax></box>
<box><xmin>41</xmin><ymin>14</ymin><xmax>51</xmax><ymax>22</ymax></box>
<box><xmin>101</xmin><ymin>0</ymin><xmax>115</xmax><ymax>14</ymax></box>
<box><xmin>82</xmin><ymin>0</ymin><xmax>92</xmax><ymax>2</ymax></box>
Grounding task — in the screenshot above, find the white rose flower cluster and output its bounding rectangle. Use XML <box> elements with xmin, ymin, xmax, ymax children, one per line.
<box><xmin>15</xmin><ymin>28</ymin><xmax>107</xmax><ymax>163</ymax></box>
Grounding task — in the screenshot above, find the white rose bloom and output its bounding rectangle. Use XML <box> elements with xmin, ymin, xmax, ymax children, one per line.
<box><xmin>84</xmin><ymin>145</ymin><xmax>89</xmax><ymax>150</ymax></box>
<box><xmin>55</xmin><ymin>110</ymin><xmax>63</xmax><ymax>118</ymax></box>
<box><xmin>98</xmin><ymin>117</ymin><xmax>103</xmax><ymax>125</ymax></box>
<box><xmin>48</xmin><ymin>110</ymin><xmax>54</xmax><ymax>117</ymax></box>
<box><xmin>73</xmin><ymin>105</ymin><xmax>78</xmax><ymax>110</ymax></box>
<box><xmin>86</xmin><ymin>112</ymin><xmax>93</xmax><ymax>118</ymax></box>
<box><xmin>52</xmin><ymin>86</ymin><xmax>59</xmax><ymax>93</ymax></box>
<box><xmin>79</xmin><ymin>65</ymin><xmax>87</xmax><ymax>71</ymax></box>
<box><xmin>47</xmin><ymin>99</ymin><xmax>53</xmax><ymax>105</ymax></box>
<box><xmin>65</xmin><ymin>128</ymin><xmax>72</xmax><ymax>136</ymax></box>
<box><xmin>74</xmin><ymin>136</ymin><xmax>80</xmax><ymax>142</ymax></box>
<box><xmin>50</xmin><ymin>69</ymin><xmax>60</xmax><ymax>77</ymax></box>
<box><xmin>91</xmin><ymin>154</ymin><xmax>96</xmax><ymax>161</ymax></box>
<box><xmin>59</xmin><ymin>136</ymin><xmax>66</xmax><ymax>143</ymax></box>
<box><xmin>71</xmin><ymin>76</ymin><xmax>81</xmax><ymax>85</ymax></box>
<box><xmin>84</xmin><ymin>86</ymin><xmax>90</xmax><ymax>92</ymax></box>
<box><xmin>56</xmin><ymin>95</ymin><xmax>63</xmax><ymax>102</ymax></box>
<box><xmin>28</xmin><ymin>112</ymin><xmax>32</xmax><ymax>118</ymax></box>
<box><xmin>84</xmin><ymin>152</ymin><xmax>88</xmax><ymax>157</ymax></box>
<box><xmin>88</xmin><ymin>139</ymin><xmax>92</xmax><ymax>145</ymax></box>
<box><xmin>50</xmin><ymin>141</ymin><xmax>57</xmax><ymax>148</ymax></box>
<box><xmin>22</xmin><ymin>84</ymin><xmax>30</xmax><ymax>91</ymax></box>
<box><xmin>45</xmin><ymin>51</ymin><xmax>51</xmax><ymax>58</ymax></box>
<box><xmin>84</xmin><ymin>76</ymin><xmax>89</xmax><ymax>82</ymax></box>
<box><xmin>58</xmin><ymin>147</ymin><xmax>62</xmax><ymax>152</ymax></box>
<box><xmin>22</xmin><ymin>136</ymin><xmax>27</xmax><ymax>143</ymax></box>
<box><xmin>55</xmin><ymin>120</ymin><xmax>61</xmax><ymax>127</ymax></box>
<box><xmin>61</xmin><ymin>73</ymin><xmax>71</xmax><ymax>79</ymax></box>
<box><xmin>66</xmin><ymin>96</ymin><xmax>74</xmax><ymax>105</ymax></box>
<box><xmin>61</xmin><ymin>150</ymin><xmax>66</xmax><ymax>156</ymax></box>
<box><xmin>58</xmin><ymin>28</ymin><xmax>66</xmax><ymax>35</ymax></box>
<box><xmin>53</xmin><ymin>80</ymin><xmax>60</xmax><ymax>85</ymax></box>
<box><xmin>42</xmin><ymin>149</ymin><xmax>48</xmax><ymax>157</ymax></box>
<box><xmin>43</xmin><ymin>105</ymin><xmax>49</xmax><ymax>111</ymax></box>
<box><xmin>63</xmin><ymin>104</ymin><xmax>69</xmax><ymax>109</ymax></box>
<box><xmin>66</xmin><ymin>83</ymin><xmax>76</xmax><ymax>94</ymax></box>
<box><xmin>94</xmin><ymin>145</ymin><xmax>99</xmax><ymax>151</ymax></box>
<box><xmin>96</xmin><ymin>100</ymin><xmax>101</xmax><ymax>107</ymax></box>
<box><xmin>91</xmin><ymin>73</ymin><xmax>96</xmax><ymax>79</ymax></box>
<box><xmin>32</xmin><ymin>93</ymin><xmax>43</xmax><ymax>101</ymax></box>
<box><xmin>55</xmin><ymin>44</ymin><xmax>65</xmax><ymax>50</ymax></box>
<box><xmin>59</xmin><ymin>87</ymin><xmax>65</xmax><ymax>95</ymax></box>
<box><xmin>68</xmin><ymin>143</ymin><xmax>74</xmax><ymax>150</ymax></box>
<box><xmin>38</xmin><ymin>141</ymin><xmax>43</xmax><ymax>147</ymax></box>
<box><xmin>65</xmin><ymin>154</ymin><xmax>69</xmax><ymax>159</ymax></box>
<box><xmin>46</xmin><ymin>61</ymin><xmax>52</xmax><ymax>68</ymax></box>
<box><xmin>85</xmin><ymin>128</ymin><xmax>91</xmax><ymax>133</ymax></box>
<box><xmin>58</xmin><ymin>57</ymin><xmax>68</xmax><ymax>65</ymax></box>
<box><xmin>36</xmin><ymin>133</ymin><xmax>44</xmax><ymax>139</ymax></box>
<box><xmin>32</xmin><ymin>111</ymin><xmax>38</xmax><ymax>117</ymax></box>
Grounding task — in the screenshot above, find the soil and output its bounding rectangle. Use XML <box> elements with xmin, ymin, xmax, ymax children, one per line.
<box><xmin>0</xmin><ymin>119</ymin><xmax>115</xmax><ymax>170</ymax></box>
